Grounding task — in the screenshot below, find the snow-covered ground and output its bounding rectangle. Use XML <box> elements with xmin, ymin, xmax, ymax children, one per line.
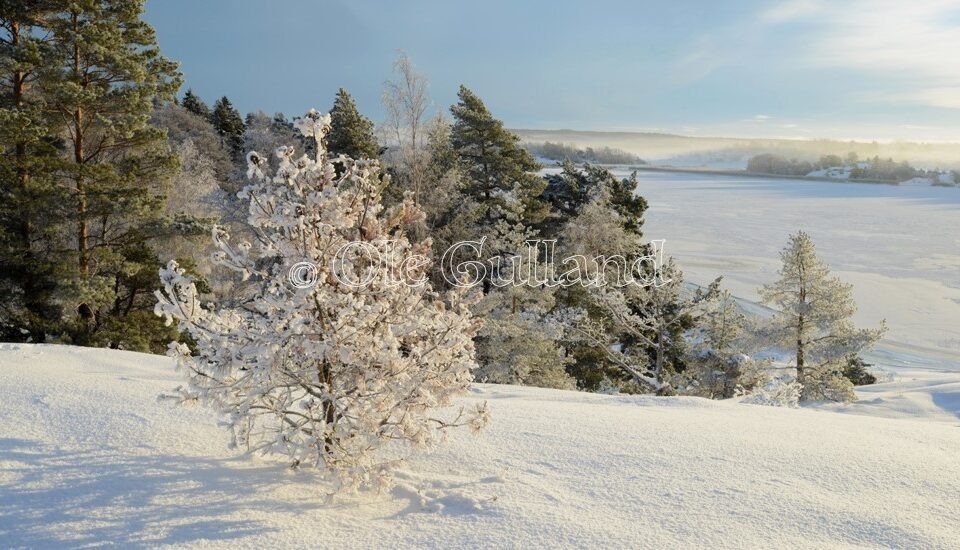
<box><xmin>2</xmin><ymin>343</ymin><xmax>960</xmax><ymax>548</ymax></box>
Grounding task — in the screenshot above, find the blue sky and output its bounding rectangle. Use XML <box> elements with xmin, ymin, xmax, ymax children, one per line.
<box><xmin>145</xmin><ymin>0</ymin><xmax>960</xmax><ymax>141</ymax></box>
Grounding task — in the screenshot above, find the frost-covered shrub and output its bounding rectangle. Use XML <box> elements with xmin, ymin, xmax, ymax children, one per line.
<box><xmin>681</xmin><ymin>290</ymin><xmax>770</xmax><ymax>399</ymax></box>
<box><xmin>472</xmin><ymin>285</ymin><xmax>575</xmax><ymax>390</ymax></box>
<box><xmin>739</xmin><ymin>378</ymin><xmax>802</xmax><ymax>408</ymax></box>
<box><xmin>681</xmin><ymin>352</ymin><xmax>771</xmax><ymax>399</ymax></box>
<box><xmin>155</xmin><ymin>109</ymin><xmax>488</xmax><ymax>492</ymax></box>
<box><xmin>798</xmin><ymin>363</ymin><xmax>857</xmax><ymax>402</ymax></box>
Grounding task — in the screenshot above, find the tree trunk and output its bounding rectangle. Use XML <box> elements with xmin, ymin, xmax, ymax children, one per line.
<box><xmin>318</xmin><ymin>361</ymin><xmax>337</xmax><ymax>459</ymax></box>
<box><xmin>70</xmin><ymin>12</ymin><xmax>92</xmax><ymax>329</ymax></box>
<box><xmin>10</xmin><ymin>21</ymin><xmax>32</xmax><ymax>246</ymax></box>
<box><xmin>655</xmin><ymin>329</ymin><xmax>665</xmax><ymax>380</ymax></box>
<box><xmin>796</xmin><ymin>251</ymin><xmax>807</xmax><ymax>389</ymax></box>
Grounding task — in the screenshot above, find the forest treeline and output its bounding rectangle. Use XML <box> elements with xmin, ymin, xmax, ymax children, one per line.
<box><xmin>524</xmin><ymin>141</ymin><xmax>645</xmax><ymax>165</ymax></box>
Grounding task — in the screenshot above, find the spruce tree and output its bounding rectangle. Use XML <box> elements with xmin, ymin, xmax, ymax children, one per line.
<box><xmin>43</xmin><ymin>0</ymin><xmax>185</xmax><ymax>349</ymax></box>
<box><xmin>211</xmin><ymin>95</ymin><xmax>245</xmax><ymax>158</ymax></box>
<box><xmin>760</xmin><ymin>231</ymin><xmax>885</xmax><ymax>401</ymax></box>
<box><xmin>450</xmin><ymin>85</ymin><xmax>548</xmax><ymax>226</ymax></box>
<box><xmin>327</xmin><ymin>88</ymin><xmax>378</xmax><ymax>159</ymax></box>
<box><xmin>181</xmin><ymin>88</ymin><xmax>210</xmax><ymax>119</ymax></box>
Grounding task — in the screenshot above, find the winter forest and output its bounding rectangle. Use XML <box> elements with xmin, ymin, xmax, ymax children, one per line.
<box><xmin>2</xmin><ymin>1</ymin><xmax>959</xmax><ymax>548</ymax></box>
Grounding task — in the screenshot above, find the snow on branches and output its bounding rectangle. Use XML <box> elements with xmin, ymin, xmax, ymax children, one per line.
<box><xmin>155</xmin><ymin>109</ymin><xmax>487</xmax><ymax>492</ymax></box>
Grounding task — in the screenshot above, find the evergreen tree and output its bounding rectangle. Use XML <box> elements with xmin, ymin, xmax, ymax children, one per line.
<box><xmin>181</xmin><ymin>88</ymin><xmax>210</xmax><ymax>119</ymax></box>
<box><xmin>760</xmin><ymin>231</ymin><xmax>885</xmax><ymax>401</ymax></box>
<box><xmin>548</xmin><ymin>164</ymin><xmax>662</xmax><ymax>391</ymax></box>
<box><xmin>43</xmin><ymin>0</ymin><xmax>186</xmax><ymax>349</ymax></box>
<box><xmin>579</xmin><ymin>258</ymin><xmax>719</xmax><ymax>394</ymax></box>
<box><xmin>450</xmin><ymin>85</ymin><xmax>548</xmax><ymax>226</ymax></box>
<box><xmin>327</xmin><ymin>88</ymin><xmax>378</xmax><ymax>159</ymax></box>
<box><xmin>0</xmin><ymin>1</ymin><xmax>64</xmax><ymax>341</ymax></box>
<box><xmin>541</xmin><ymin>162</ymin><xmax>646</xmax><ymax>238</ymax></box>
<box><xmin>210</xmin><ymin>95</ymin><xmax>244</xmax><ymax>158</ymax></box>
<box><xmin>471</xmin><ymin>257</ymin><xmax>575</xmax><ymax>390</ymax></box>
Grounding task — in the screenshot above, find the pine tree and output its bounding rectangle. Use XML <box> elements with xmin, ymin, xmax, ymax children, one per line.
<box><xmin>44</xmin><ymin>0</ymin><xmax>186</xmax><ymax>349</ymax></box>
<box><xmin>181</xmin><ymin>88</ymin><xmax>210</xmax><ymax>119</ymax></box>
<box><xmin>156</xmin><ymin>108</ymin><xmax>487</xmax><ymax>491</ymax></box>
<box><xmin>549</xmin><ymin>165</ymin><xmax>666</xmax><ymax>392</ymax></box>
<box><xmin>450</xmin><ymin>85</ymin><xmax>548</xmax><ymax>227</ymax></box>
<box><xmin>327</xmin><ymin>88</ymin><xmax>378</xmax><ymax>160</ymax></box>
<box><xmin>760</xmin><ymin>231</ymin><xmax>885</xmax><ymax>401</ymax></box>
<box><xmin>0</xmin><ymin>1</ymin><xmax>65</xmax><ymax>341</ymax></box>
<box><xmin>211</xmin><ymin>95</ymin><xmax>245</xmax><ymax>158</ymax></box>
<box><xmin>472</xmin><ymin>261</ymin><xmax>575</xmax><ymax>390</ymax></box>
<box><xmin>581</xmin><ymin>259</ymin><xmax>719</xmax><ymax>393</ymax></box>
<box><xmin>541</xmin><ymin>162</ymin><xmax>646</xmax><ymax>238</ymax></box>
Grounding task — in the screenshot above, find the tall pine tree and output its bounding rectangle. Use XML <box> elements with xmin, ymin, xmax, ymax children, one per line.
<box><xmin>43</xmin><ymin>0</ymin><xmax>185</xmax><ymax>349</ymax></box>
<box><xmin>760</xmin><ymin>231</ymin><xmax>885</xmax><ymax>401</ymax></box>
<box><xmin>450</xmin><ymin>85</ymin><xmax>548</xmax><ymax>226</ymax></box>
<box><xmin>0</xmin><ymin>1</ymin><xmax>65</xmax><ymax>341</ymax></box>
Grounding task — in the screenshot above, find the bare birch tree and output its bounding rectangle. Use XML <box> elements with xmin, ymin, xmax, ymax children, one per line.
<box><xmin>381</xmin><ymin>52</ymin><xmax>431</xmax><ymax>203</ymax></box>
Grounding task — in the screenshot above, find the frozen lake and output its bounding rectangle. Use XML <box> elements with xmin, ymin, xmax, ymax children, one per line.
<box><xmin>598</xmin><ymin>170</ymin><xmax>960</xmax><ymax>369</ymax></box>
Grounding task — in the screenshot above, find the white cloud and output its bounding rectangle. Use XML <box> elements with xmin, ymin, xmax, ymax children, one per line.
<box><xmin>759</xmin><ymin>0</ymin><xmax>824</xmax><ymax>23</ymax></box>
<box><xmin>776</xmin><ymin>0</ymin><xmax>960</xmax><ymax>109</ymax></box>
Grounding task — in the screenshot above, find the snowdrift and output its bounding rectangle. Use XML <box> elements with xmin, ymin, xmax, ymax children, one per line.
<box><xmin>1</xmin><ymin>344</ymin><xmax>959</xmax><ymax>548</ymax></box>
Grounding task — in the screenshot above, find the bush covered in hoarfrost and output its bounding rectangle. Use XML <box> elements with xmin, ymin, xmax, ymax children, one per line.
<box><xmin>155</xmin><ymin>109</ymin><xmax>487</xmax><ymax>492</ymax></box>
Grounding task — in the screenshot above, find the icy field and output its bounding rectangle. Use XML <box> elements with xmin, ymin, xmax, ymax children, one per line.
<box><xmin>2</xmin><ymin>344</ymin><xmax>960</xmax><ymax>548</ymax></box>
<box><xmin>622</xmin><ymin>171</ymin><xmax>960</xmax><ymax>367</ymax></box>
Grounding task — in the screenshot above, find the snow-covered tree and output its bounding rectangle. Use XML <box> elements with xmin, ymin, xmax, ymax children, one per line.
<box><xmin>381</xmin><ymin>52</ymin><xmax>431</xmax><ymax>204</ymax></box>
<box><xmin>549</xmin><ymin>168</ymin><xmax>650</xmax><ymax>390</ymax></box>
<box><xmin>155</xmin><ymin>108</ymin><xmax>488</xmax><ymax>492</ymax></box>
<box><xmin>759</xmin><ymin>231</ymin><xmax>885</xmax><ymax>402</ymax></box>
<box><xmin>586</xmin><ymin>259</ymin><xmax>719</xmax><ymax>393</ymax></box>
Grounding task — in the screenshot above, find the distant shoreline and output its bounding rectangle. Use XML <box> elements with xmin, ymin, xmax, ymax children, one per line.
<box><xmin>629</xmin><ymin>165</ymin><xmax>902</xmax><ymax>185</ymax></box>
<box><xmin>543</xmin><ymin>162</ymin><xmax>905</xmax><ymax>185</ymax></box>
<box><xmin>540</xmin><ymin>162</ymin><xmax>933</xmax><ymax>186</ymax></box>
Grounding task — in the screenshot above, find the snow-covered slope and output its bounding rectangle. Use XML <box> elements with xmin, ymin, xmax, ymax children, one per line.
<box><xmin>2</xmin><ymin>344</ymin><xmax>959</xmax><ymax>548</ymax></box>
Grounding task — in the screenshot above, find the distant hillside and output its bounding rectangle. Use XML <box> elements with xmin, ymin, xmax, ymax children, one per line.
<box><xmin>513</xmin><ymin>129</ymin><xmax>960</xmax><ymax>171</ymax></box>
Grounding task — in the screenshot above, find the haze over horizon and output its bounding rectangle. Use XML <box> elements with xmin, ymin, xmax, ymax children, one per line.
<box><xmin>146</xmin><ymin>0</ymin><xmax>960</xmax><ymax>143</ymax></box>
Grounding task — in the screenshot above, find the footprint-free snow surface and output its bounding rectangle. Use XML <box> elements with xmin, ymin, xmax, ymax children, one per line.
<box><xmin>1</xmin><ymin>344</ymin><xmax>959</xmax><ymax>548</ymax></box>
